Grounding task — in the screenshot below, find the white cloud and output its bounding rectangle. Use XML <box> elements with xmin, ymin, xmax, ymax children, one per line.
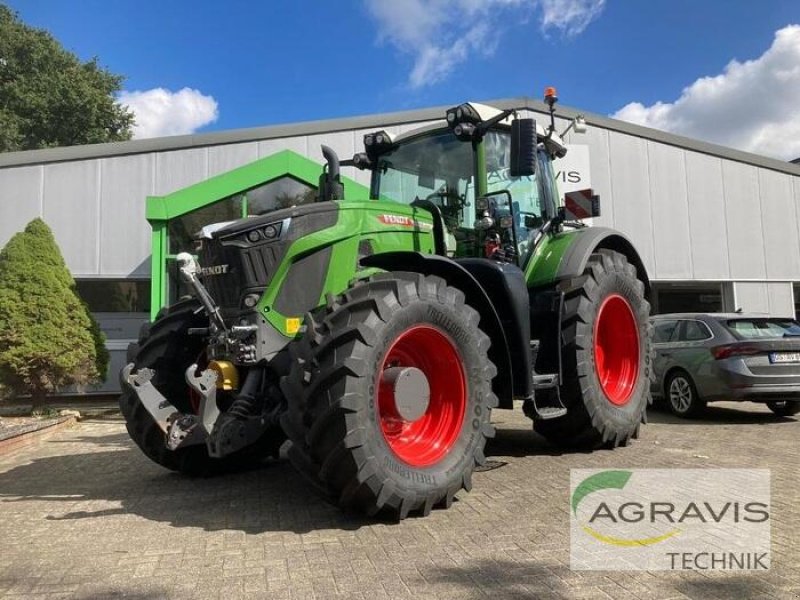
<box><xmin>118</xmin><ymin>87</ymin><xmax>219</xmax><ymax>139</ymax></box>
<box><xmin>364</xmin><ymin>0</ymin><xmax>605</xmax><ymax>88</ymax></box>
<box><xmin>613</xmin><ymin>25</ymin><xmax>800</xmax><ymax>161</ymax></box>
<box><xmin>539</xmin><ymin>0</ymin><xmax>605</xmax><ymax>36</ymax></box>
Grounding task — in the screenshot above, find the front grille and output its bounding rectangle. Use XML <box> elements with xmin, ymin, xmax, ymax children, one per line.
<box><xmin>197</xmin><ymin>234</ymin><xmax>288</xmax><ymax>313</ymax></box>
<box><xmin>192</xmin><ymin>204</ymin><xmax>338</xmax><ymax>315</ymax></box>
<box><xmin>240</xmin><ymin>244</ymin><xmax>282</xmax><ymax>285</ymax></box>
<box><xmin>198</xmin><ymin>241</ymin><xmax>244</xmax><ymax>311</ymax></box>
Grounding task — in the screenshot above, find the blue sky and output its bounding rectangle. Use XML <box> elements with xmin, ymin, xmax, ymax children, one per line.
<box><xmin>6</xmin><ymin>0</ymin><xmax>800</xmax><ymax>158</ymax></box>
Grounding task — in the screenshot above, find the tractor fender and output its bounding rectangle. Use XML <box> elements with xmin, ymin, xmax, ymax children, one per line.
<box><xmin>361</xmin><ymin>252</ymin><xmax>515</xmax><ymax>408</ymax></box>
<box><xmin>556</xmin><ymin>227</ymin><xmax>651</xmax><ymax>299</ymax></box>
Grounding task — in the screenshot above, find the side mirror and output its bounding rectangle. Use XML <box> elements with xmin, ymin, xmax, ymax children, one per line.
<box><xmin>509</xmin><ymin>118</ymin><xmax>537</xmax><ymax>177</ymax></box>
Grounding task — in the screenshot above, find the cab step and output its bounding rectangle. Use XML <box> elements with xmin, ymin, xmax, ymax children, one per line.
<box><xmin>524</xmin><ymin>373</ymin><xmax>567</xmax><ymax>420</ymax></box>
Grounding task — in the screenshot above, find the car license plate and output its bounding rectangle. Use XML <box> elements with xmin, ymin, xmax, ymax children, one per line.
<box><xmin>769</xmin><ymin>352</ymin><xmax>800</xmax><ymax>364</ymax></box>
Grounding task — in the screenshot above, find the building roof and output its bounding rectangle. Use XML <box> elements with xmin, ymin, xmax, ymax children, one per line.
<box><xmin>1</xmin><ymin>97</ymin><xmax>799</xmax><ymax>177</ymax></box>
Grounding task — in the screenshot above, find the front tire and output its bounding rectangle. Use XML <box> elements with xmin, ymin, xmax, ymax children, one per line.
<box><xmin>534</xmin><ymin>250</ymin><xmax>652</xmax><ymax>448</ymax></box>
<box><xmin>766</xmin><ymin>400</ymin><xmax>800</xmax><ymax>417</ymax></box>
<box><xmin>281</xmin><ymin>273</ymin><xmax>497</xmax><ymax>519</ymax></box>
<box><xmin>120</xmin><ymin>299</ymin><xmax>286</xmax><ymax>475</ymax></box>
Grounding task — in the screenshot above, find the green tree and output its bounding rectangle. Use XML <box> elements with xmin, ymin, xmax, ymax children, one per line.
<box><xmin>0</xmin><ymin>219</ymin><xmax>108</xmax><ymax>405</ymax></box>
<box><xmin>0</xmin><ymin>4</ymin><xmax>134</xmax><ymax>152</ymax></box>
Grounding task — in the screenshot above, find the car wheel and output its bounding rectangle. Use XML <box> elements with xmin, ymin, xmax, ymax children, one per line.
<box><xmin>666</xmin><ymin>371</ymin><xmax>705</xmax><ymax>418</ymax></box>
<box><xmin>766</xmin><ymin>400</ymin><xmax>800</xmax><ymax>417</ymax></box>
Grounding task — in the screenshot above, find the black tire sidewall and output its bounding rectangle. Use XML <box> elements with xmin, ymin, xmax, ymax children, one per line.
<box><xmin>357</xmin><ymin>298</ymin><xmax>491</xmax><ymax>495</ymax></box>
<box><xmin>580</xmin><ymin>260</ymin><xmax>651</xmax><ymax>432</ymax></box>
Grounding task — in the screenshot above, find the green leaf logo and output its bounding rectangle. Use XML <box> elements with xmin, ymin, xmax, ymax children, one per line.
<box><xmin>572</xmin><ymin>470</ymin><xmax>632</xmax><ymax>516</ymax></box>
<box><xmin>572</xmin><ymin>470</ymin><xmax>680</xmax><ymax>547</ymax></box>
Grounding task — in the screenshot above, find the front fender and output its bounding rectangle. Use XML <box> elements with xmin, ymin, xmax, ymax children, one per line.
<box><xmin>361</xmin><ymin>252</ymin><xmax>515</xmax><ymax>408</ymax></box>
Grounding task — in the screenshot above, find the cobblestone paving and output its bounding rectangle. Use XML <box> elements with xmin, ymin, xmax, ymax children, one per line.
<box><xmin>0</xmin><ymin>403</ymin><xmax>798</xmax><ymax>599</ymax></box>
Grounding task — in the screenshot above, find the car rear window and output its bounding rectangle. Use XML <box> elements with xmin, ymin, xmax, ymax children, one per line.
<box><xmin>724</xmin><ymin>319</ymin><xmax>800</xmax><ymax>339</ymax></box>
<box><xmin>653</xmin><ymin>320</ymin><xmax>678</xmax><ymax>343</ymax></box>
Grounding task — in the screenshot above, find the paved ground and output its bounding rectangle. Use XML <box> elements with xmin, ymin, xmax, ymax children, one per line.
<box><xmin>0</xmin><ymin>402</ymin><xmax>798</xmax><ymax>600</ymax></box>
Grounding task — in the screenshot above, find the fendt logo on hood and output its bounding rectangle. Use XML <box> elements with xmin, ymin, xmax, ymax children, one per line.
<box><xmin>200</xmin><ymin>264</ymin><xmax>229</xmax><ymax>277</ymax></box>
<box><xmin>377</xmin><ymin>215</ymin><xmax>432</xmax><ymax>230</ymax></box>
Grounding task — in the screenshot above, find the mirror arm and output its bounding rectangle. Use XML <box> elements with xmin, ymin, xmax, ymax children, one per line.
<box><xmin>559</xmin><ymin>115</ymin><xmax>587</xmax><ymax>138</ymax></box>
<box><xmin>476</xmin><ymin>108</ymin><xmax>517</xmax><ymax>138</ymax></box>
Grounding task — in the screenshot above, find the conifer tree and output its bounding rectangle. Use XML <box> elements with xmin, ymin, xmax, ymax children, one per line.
<box><xmin>0</xmin><ymin>219</ymin><xmax>107</xmax><ymax>404</ymax></box>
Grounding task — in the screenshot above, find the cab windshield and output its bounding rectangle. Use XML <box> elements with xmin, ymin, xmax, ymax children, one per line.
<box><xmin>374</xmin><ymin>127</ymin><xmax>556</xmax><ymax>260</ymax></box>
<box><xmin>375</xmin><ymin>130</ymin><xmax>475</xmax><ymax>232</ymax></box>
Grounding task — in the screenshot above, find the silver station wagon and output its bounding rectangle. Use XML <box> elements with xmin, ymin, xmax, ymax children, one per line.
<box><xmin>650</xmin><ymin>313</ymin><xmax>800</xmax><ymax>417</ymax></box>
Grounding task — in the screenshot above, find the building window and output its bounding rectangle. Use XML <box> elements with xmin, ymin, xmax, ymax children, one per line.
<box><xmin>168</xmin><ymin>195</ymin><xmax>244</xmax><ymax>255</ymax></box>
<box><xmin>246</xmin><ymin>176</ymin><xmax>316</xmax><ymax>215</ymax></box>
<box><xmin>167</xmin><ymin>177</ymin><xmax>316</xmax><ymax>255</ymax></box>
<box><xmin>795</xmin><ymin>283</ymin><xmax>799</xmax><ymax>320</ymax></box>
<box><xmin>652</xmin><ymin>282</ymin><xmax>723</xmax><ymax>315</ymax></box>
<box><xmin>75</xmin><ymin>280</ymin><xmax>150</xmax><ymax>313</ymax></box>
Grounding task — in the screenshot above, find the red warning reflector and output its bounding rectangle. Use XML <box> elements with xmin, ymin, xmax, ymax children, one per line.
<box><xmin>564</xmin><ymin>188</ymin><xmax>600</xmax><ymax>220</ymax></box>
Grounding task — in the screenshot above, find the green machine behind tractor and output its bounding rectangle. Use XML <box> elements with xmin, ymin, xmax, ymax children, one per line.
<box><xmin>120</xmin><ymin>91</ymin><xmax>653</xmax><ymax>519</ymax></box>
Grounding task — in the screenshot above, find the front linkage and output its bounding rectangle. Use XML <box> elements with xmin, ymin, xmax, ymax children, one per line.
<box><xmin>121</xmin><ymin>252</ymin><xmax>276</xmax><ymax>460</ymax></box>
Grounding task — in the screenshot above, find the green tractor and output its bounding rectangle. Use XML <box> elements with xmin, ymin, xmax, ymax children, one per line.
<box><xmin>121</xmin><ymin>93</ymin><xmax>653</xmax><ymax>519</ymax></box>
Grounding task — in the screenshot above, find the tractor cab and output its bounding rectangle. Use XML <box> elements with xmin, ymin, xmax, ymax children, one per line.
<box><xmin>352</xmin><ymin>102</ymin><xmax>567</xmax><ymax>268</ymax></box>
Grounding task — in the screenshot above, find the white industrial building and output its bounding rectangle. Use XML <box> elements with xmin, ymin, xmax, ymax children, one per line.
<box><xmin>1</xmin><ymin>97</ymin><xmax>799</xmax><ymax>393</ymax></box>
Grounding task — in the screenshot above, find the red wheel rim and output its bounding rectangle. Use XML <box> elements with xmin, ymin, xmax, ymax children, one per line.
<box><xmin>377</xmin><ymin>325</ymin><xmax>467</xmax><ymax>467</ymax></box>
<box><xmin>593</xmin><ymin>294</ymin><xmax>639</xmax><ymax>406</ymax></box>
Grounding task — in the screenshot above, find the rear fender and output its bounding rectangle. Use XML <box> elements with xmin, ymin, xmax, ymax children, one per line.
<box><xmin>361</xmin><ymin>252</ymin><xmax>516</xmax><ymax>408</ymax></box>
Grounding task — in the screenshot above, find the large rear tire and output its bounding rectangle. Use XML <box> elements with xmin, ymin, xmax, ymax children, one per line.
<box><xmin>281</xmin><ymin>273</ymin><xmax>497</xmax><ymax>519</ymax></box>
<box><xmin>534</xmin><ymin>250</ymin><xmax>652</xmax><ymax>448</ymax></box>
<box><xmin>120</xmin><ymin>299</ymin><xmax>286</xmax><ymax>475</ymax></box>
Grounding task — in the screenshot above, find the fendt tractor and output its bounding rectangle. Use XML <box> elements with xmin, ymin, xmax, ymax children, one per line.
<box><xmin>121</xmin><ymin>90</ymin><xmax>653</xmax><ymax>519</ymax></box>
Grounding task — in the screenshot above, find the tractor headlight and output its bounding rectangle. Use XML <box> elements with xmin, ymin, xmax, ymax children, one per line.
<box><xmin>246</xmin><ymin>230</ymin><xmax>261</xmax><ymax>243</ymax></box>
<box><xmin>243</xmin><ymin>293</ymin><xmax>260</xmax><ymax>309</ymax></box>
<box><xmin>352</xmin><ymin>152</ymin><xmax>373</xmax><ymax>170</ymax></box>
<box><xmin>453</xmin><ymin>123</ymin><xmax>476</xmax><ymax>142</ymax></box>
<box><xmin>263</xmin><ymin>224</ymin><xmax>279</xmax><ymax>239</ymax></box>
<box><xmin>446</xmin><ymin>103</ymin><xmax>483</xmax><ymax>142</ymax></box>
<box><xmin>363</xmin><ymin>130</ymin><xmax>395</xmax><ymax>160</ymax></box>
<box><xmin>446</xmin><ymin>103</ymin><xmax>482</xmax><ymax>127</ymax></box>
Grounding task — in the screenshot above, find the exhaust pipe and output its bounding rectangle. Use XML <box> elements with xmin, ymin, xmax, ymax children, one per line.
<box><xmin>319</xmin><ymin>145</ymin><xmax>344</xmax><ymax>202</ymax></box>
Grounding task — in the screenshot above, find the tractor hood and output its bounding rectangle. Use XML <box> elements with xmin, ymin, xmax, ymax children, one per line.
<box><xmin>199</xmin><ymin>201</ymin><xmax>339</xmax><ymax>242</ymax></box>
